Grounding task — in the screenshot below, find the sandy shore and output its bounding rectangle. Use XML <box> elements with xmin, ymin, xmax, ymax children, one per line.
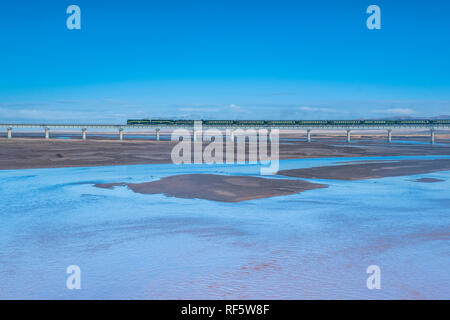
<box><xmin>279</xmin><ymin>159</ymin><xmax>450</xmax><ymax>181</ymax></box>
<box><xmin>1</xmin><ymin>136</ymin><xmax>450</xmax><ymax>170</ymax></box>
<box><xmin>95</xmin><ymin>174</ymin><xmax>327</xmax><ymax>202</ymax></box>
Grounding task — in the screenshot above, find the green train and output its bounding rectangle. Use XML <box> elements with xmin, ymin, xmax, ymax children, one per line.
<box><xmin>127</xmin><ymin>119</ymin><xmax>450</xmax><ymax>126</ymax></box>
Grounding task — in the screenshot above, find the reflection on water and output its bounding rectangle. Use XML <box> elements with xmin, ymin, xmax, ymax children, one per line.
<box><xmin>0</xmin><ymin>156</ymin><xmax>449</xmax><ymax>299</ymax></box>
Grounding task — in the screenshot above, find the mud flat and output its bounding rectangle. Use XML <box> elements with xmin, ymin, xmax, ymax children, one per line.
<box><xmin>95</xmin><ymin>174</ymin><xmax>327</xmax><ymax>202</ymax></box>
<box><xmin>1</xmin><ymin>137</ymin><xmax>450</xmax><ymax>170</ymax></box>
<box><xmin>0</xmin><ymin>139</ymin><xmax>177</xmax><ymax>170</ymax></box>
<box><xmin>279</xmin><ymin>159</ymin><xmax>450</xmax><ymax>181</ymax></box>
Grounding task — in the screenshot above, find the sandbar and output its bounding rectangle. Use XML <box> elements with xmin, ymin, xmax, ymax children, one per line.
<box><xmin>279</xmin><ymin>159</ymin><xmax>450</xmax><ymax>181</ymax></box>
<box><xmin>95</xmin><ymin>174</ymin><xmax>327</xmax><ymax>202</ymax></box>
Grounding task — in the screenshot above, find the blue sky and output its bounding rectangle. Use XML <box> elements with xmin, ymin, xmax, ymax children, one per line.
<box><xmin>0</xmin><ymin>0</ymin><xmax>449</xmax><ymax>122</ymax></box>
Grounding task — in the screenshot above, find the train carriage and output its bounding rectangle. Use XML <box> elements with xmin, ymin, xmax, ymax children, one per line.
<box><xmin>203</xmin><ymin>120</ymin><xmax>235</xmax><ymax>126</ymax></box>
<box><xmin>174</xmin><ymin>120</ymin><xmax>195</xmax><ymax>126</ymax></box>
<box><xmin>150</xmin><ymin>120</ymin><xmax>175</xmax><ymax>125</ymax></box>
<box><xmin>266</xmin><ymin>120</ymin><xmax>296</xmax><ymax>126</ymax></box>
<box><xmin>235</xmin><ymin>120</ymin><xmax>266</xmax><ymax>126</ymax></box>
<box><xmin>329</xmin><ymin>120</ymin><xmax>362</xmax><ymax>126</ymax></box>
<box><xmin>431</xmin><ymin>119</ymin><xmax>450</xmax><ymax>125</ymax></box>
<box><xmin>397</xmin><ymin>120</ymin><xmax>430</xmax><ymax>125</ymax></box>
<box><xmin>297</xmin><ymin>120</ymin><xmax>329</xmax><ymax>126</ymax></box>
<box><xmin>127</xmin><ymin>119</ymin><xmax>151</xmax><ymax>125</ymax></box>
<box><xmin>362</xmin><ymin>120</ymin><xmax>396</xmax><ymax>126</ymax></box>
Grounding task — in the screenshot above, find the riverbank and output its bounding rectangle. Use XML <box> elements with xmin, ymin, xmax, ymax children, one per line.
<box><xmin>1</xmin><ymin>135</ymin><xmax>450</xmax><ymax>170</ymax></box>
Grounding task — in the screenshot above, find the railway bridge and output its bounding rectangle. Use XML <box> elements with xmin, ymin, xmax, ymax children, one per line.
<box><xmin>1</xmin><ymin>120</ymin><xmax>449</xmax><ymax>144</ymax></box>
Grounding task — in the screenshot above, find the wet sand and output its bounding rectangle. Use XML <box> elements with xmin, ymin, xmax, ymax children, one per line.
<box><xmin>279</xmin><ymin>159</ymin><xmax>450</xmax><ymax>181</ymax></box>
<box><xmin>1</xmin><ymin>135</ymin><xmax>450</xmax><ymax>170</ymax></box>
<box><xmin>0</xmin><ymin>139</ymin><xmax>176</xmax><ymax>170</ymax></box>
<box><xmin>95</xmin><ymin>174</ymin><xmax>327</xmax><ymax>202</ymax></box>
<box><xmin>413</xmin><ymin>177</ymin><xmax>445</xmax><ymax>183</ymax></box>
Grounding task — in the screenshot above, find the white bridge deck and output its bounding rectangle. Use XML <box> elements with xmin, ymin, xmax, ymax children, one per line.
<box><xmin>1</xmin><ymin>122</ymin><xmax>449</xmax><ymax>143</ymax></box>
<box><xmin>1</xmin><ymin>122</ymin><xmax>450</xmax><ymax>129</ymax></box>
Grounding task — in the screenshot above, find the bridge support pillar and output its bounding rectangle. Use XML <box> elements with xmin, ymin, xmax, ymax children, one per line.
<box><xmin>193</xmin><ymin>129</ymin><xmax>201</xmax><ymax>142</ymax></box>
<box><xmin>346</xmin><ymin>130</ymin><xmax>351</xmax><ymax>143</ymax></box>
<box><xmin>7</xmin><ymin>127</ymin><xmax>12</xmax><ymax>139</ymax></box>
<box><xmin>306</xmin><ymin>129</ymin><xmax>311</xmax><ymax>143</ymax></box>
<box><xmin>430</xmin><ymin>129</ymin><xmax>435</xmax><ymax>144</ymax></box>
<box><xmin>387</xmin><ymin>129</ymin><xmax>392</xmax><ymax>143</ymax></box>
<box><xmin>45</xmin><ymin>127</ymin><xmax>50</xmax><ymax>140</ymax></box>
<box><xmin>82</xmin><ymin>128</ymin><xmax>87</xmax><ymax>141</ymax></box>
<box><xmin>156</xmin><ymin>129</ymin><xmax>160</xmax><ymax>141</ymax></box>
<box><xmin>119</xmin><ymin>128</ymin><xmax>124</xmax><ymax>141</ymax></box>
<box><xmin>229</xmin><ymin>130</ymin><xmax>235</xmax><ymax>142</ymax></box>
<box><xmin>193</xmin><ymin>120</ymin><xmax>203</xmax><ymax>143</ymax></box>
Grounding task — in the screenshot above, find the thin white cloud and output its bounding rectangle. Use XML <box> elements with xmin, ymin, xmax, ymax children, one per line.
<box><xmin>298</xmin><ymin>106</ymin><xmax>337</xmax><ymax>113</ymax></box>
<box><xmin>372</xmin><ymin>108</ymin><xmax>417</xmax><ymax>115</ymax></box>
<box><xmin>228</xmin><ymin>104</ymin><xmax>248</xmax><ymax>113</ymax></box>
<box><xmin>0</xmin><ymin>107</ymin><xmax>123</xmax><ymax>122</ymax></box>
<box><xmin>178</xmin><ymin>107</ymin><xmax>221</xmax><ymax>113</ymax></box>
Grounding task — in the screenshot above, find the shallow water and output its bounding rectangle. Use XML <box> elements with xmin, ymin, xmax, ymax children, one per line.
<box><xmin>391</xmin><ymin>140</ymin><xmax>449</xmax><ymax>146</ymax></box>
<box><xmin>0</xmin><ymin>156</ymin><xmax>449</xmax><ymax>299</ymax></box>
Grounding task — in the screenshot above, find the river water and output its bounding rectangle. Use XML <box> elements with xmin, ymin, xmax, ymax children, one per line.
<box><xmin>0</xmin><ymin>156</ymin><xmax>449</xmax><ymax>299</ymax></box>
